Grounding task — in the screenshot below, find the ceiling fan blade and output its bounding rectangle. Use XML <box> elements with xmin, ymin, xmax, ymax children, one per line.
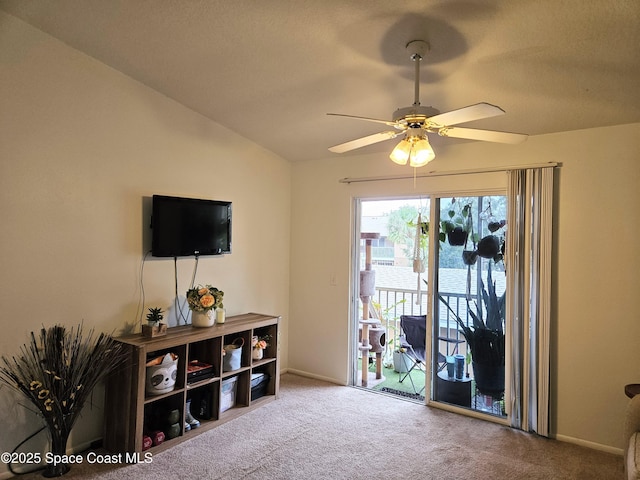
<box><xmin>428</xmin><ymin>103</ymin><xmax>505</xmax><ymax>127</ymax></box>
<box><xmin>327</xmin><ymin>113</ymin><xmax>400</xmax><ymax>128</ymax></box>
<box><xmin>328</xmin><ymin>131</ymin><xmax>402</xmax><ymax>153</ymax></box>
<box><xmin>439</xmin><ymin>126</ymin><xmax>528</xmax><ymax>144</ymax></box>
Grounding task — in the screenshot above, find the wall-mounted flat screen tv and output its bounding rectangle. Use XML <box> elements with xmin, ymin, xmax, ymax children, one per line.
<box><xmin>151</xmin><ymin>195</ymin><xmax>232</xmax><ymax>257</ymax></box>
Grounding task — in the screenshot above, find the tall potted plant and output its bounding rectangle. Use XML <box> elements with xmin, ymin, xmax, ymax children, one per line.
<box><xmin>440</xmin><ymin>262</ymin><xmax>506</xmax><ymax>397</ymax></box>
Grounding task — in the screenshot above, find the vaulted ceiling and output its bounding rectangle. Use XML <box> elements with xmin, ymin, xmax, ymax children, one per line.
<box><xmin>1</xmin><ymin>0</ymin><xmax>639</xmax><ymax>162</ymax></box>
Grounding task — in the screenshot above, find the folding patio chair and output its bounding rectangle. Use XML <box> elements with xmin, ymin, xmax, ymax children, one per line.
<box><xmin>399</xmin><ymin>315</ymin><xmax>465</xmax><ymax>395</ymax></box>
<box><xmin>399</xmin><ymin>315</ymin><xmax>427</xmax><ymax>395</ymax></box>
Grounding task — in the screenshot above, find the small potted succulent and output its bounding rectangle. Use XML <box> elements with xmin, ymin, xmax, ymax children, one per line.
<box><xmin>142</xmin><ymin>307</ymin><xmax>167</xmax><ymax>338</ymax></box>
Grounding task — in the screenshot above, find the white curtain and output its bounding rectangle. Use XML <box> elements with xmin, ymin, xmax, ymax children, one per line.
<box><xmin>506</xmin><ymin>167</ymin><xmax>554</xmax><ymax>435</ymax></box>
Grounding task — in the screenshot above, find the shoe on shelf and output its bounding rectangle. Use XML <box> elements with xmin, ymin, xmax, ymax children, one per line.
<box><xmin>185</xmin><ymin>399</ymin><xmax>200</xmax><ymax>429</ymax></box>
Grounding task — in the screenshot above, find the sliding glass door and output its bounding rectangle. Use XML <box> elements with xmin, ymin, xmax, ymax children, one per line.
<box><xmin>352</xmin><ymin>197</ymin><xmax>430</xmax><ymax>400</ymax></box>
<box><xmin>430</xmin><ymin>194</ymin><xmax>508</xmax><ymax>419</ymax></box>
<box><xmin>350</xmin><ymin>193</ymin><xmax>511</xmax><ymax>421</ymax></box>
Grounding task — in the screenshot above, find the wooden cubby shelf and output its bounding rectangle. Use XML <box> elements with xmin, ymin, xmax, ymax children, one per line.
<box><xmin>104</xmin><ymin>313</ymin><xmax>280</xmax><ymax>455</ymax></box>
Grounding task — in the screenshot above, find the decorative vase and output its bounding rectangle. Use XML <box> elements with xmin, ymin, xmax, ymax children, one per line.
<box><xmin>252</xmin><ymin>347</ymin><xmax>264</xmax><ymax>360</ymax></box>
<box><xmin>43</xmin><ymin>427</ymin><xmax>71</xmax><ymax>477</ymax></box>
<box><xmin>191</xmin><ymin>310</ymin><xmax>214</xmax><ymax>327</ymax></box>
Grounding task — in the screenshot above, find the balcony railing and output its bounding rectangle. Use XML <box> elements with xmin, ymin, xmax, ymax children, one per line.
<box><xmin>370</xmin><ymin>286</ymin><xmax>477</xmax><ymax>362</ymax></box>
<box><xmin>360</xmin><ymin>247</ymin><xmax>396</xmax><ymax>266</ymax></box>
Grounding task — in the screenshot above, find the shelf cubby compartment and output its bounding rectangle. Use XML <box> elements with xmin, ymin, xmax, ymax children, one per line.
<box><xmin>144</xmin><ymin>345</ymin><xmax>186</xmax><ymax>400</ymax></box>
<box><xmin>252</xmin><ymin>324</ymin><xmax>278</xmax><ymax>361</ymax></box>
<box><xmin>250</xmin><ymin>361</ymin><xmax>277</xmax><ymax>402</ymax></box>
<box><xmin>220</xmin><ymin>370</ymin><xmax>250</xmax><ymax>417</ymax></box>
<box><xmin>187</xmin><ymin>337</ymin><xmax>222</xmax><ymax>385</ymax></box>
<box><xmin>187</xmin><ymin>380</ymin><xmax>220</xmax><ymax>426</ymax></box>
<box><xmin>222</xmin><ymin>330</ymin><xmax>252</xmax><ymax>373</ymax></box>
<box><xmin>143</xmin><ymin>392</ymin><xmax>185</xmax><ymax>449</ymax></box>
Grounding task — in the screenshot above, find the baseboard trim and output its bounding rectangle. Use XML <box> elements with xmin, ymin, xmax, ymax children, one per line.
<box><xmin>554</xmin><ymin>433</ymin><xmax>623</xmax><ymax>456</ymax></box>
<box><xmin>283</xmin><ymin>368</ymin><xmax>346</xmax><ymax>386</ymax></box>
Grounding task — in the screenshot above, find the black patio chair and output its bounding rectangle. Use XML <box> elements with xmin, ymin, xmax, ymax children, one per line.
<box><xmin>399</xmin><ymin>315</ymin><xmax>465</xmax><ymax>395</ymax></box>
<box><xmin>399</xmin><ymin>315</ymin><xmax>427</xmax><ymax>395</ymax></box>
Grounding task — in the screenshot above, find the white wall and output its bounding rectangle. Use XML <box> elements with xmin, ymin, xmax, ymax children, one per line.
<box><xmin>0</xmin><ymin>12</ymin><xmax>290</xmax><ymax>475</ymax></box>
<box><xmin>289</xmin><ymin>123</ymin><xmax>640</xmax><ymax>452</ymax></box>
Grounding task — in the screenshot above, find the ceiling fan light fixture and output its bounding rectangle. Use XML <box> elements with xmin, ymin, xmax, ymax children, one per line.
<box><xmin>390</xmin><ymin>134</ymin><xmax>435</xmax><ymax>167</ymax></box>
<box><xmin>409</xmin><ymin>137</ymin><xmax>435</xmax><ymax>167</ymax></box>
<box><xmin>389</xmin><ymin>138</ymin><xmax>411</xmax><ymax>165</ymax></box>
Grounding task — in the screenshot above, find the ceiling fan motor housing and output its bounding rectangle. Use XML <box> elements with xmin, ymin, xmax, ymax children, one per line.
<box><xmin>392</xmin><ymin>105</ymin><xmax>440</xmax><ymax>127</ymax></box>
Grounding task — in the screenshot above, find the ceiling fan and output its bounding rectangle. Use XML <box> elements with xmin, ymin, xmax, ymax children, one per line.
<box><xmin>327</xmin><ymin>40</ymin><xmax>527</xmax><ymax>167</ymax></box>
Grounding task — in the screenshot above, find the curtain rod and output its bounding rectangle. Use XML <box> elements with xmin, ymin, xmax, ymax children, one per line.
<box><xmin>338</xmin><ymin>162</ymin><xmax>559</xmax><ymax>184</ymax></box>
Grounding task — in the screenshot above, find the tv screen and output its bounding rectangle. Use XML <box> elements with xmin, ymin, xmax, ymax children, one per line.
<box><xmin>151</xmin><ymin>195</ymin><xmax>232</xmax><ymax>257</ymax></box>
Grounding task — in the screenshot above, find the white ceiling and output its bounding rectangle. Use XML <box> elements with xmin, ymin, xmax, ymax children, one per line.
<box><xmin>1</xmin><ymin>0</ymin><xmax>639</xmax><ymax>163</ymax></box>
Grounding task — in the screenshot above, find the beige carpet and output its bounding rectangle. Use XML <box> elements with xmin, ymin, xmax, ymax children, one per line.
<box><xmin>17</xmin><ymin>373</ymin><xmax>623</xmax><ymax>479</ymax></box>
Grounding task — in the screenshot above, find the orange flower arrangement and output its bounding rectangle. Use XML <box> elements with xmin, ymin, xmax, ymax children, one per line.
<box><xmin>186</xmin><ymin>285</ymin><xmax>223</xmax><ymax>312</ymax></box>
<box><xmin>252</xmin><ymin>335</ymin><xmax>270</xmax><ymax>350</ymax></box>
